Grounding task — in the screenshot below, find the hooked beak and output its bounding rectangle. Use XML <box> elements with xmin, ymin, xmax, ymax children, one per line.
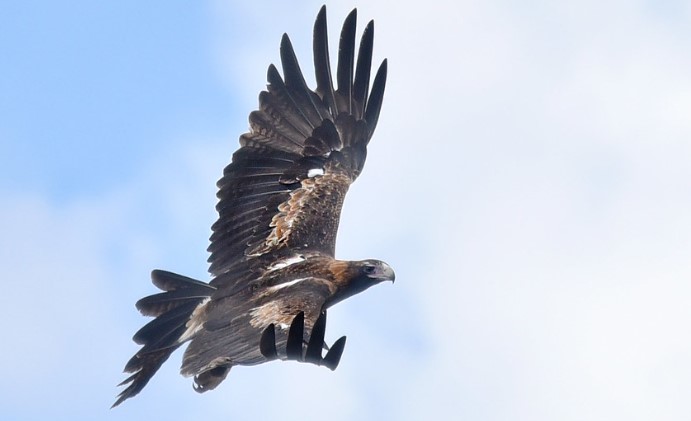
<box><xmin>380</xmin><ymin>262</ymin><xmax>395</xmax><ymax>283</ymax></box>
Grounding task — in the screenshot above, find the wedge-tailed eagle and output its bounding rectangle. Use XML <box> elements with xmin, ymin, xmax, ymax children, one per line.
<box><xmin>114</xmin><ymin>6</ymin><xmax>393</xmax><ymax>407</ymax></box>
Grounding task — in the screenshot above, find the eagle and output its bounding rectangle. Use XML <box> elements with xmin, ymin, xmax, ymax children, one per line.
<box><xmin>114</xmin><ymin>6</ymin><xmax>393</xmax><ymax>407</ymax></box>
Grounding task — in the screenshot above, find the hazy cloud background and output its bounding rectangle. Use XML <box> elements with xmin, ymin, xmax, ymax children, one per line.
<box><xmin>2</xmin><ymin>1</ymin><xmax>690</xmax><ymax>420</ymax></box>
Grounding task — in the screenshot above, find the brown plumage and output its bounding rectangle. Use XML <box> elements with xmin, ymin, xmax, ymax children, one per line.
<box><xmin>114</xmin><ymin>6</ymin><xmax>394</xmax><ymax>408</ymax></box>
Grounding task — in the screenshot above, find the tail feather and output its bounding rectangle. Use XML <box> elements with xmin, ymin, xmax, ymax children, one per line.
<box><xmin>136</xmin><ymin>289</ymin><xmax>212</xmax><ymax>317</ymax></box>
<box><xmin>113</xmin><ymin>348</ymin><xmax>177</xmax><ymax>408</ymax></box>
<box><xmin>150</xmin><ymin>269</ymin><xmax>212</xmax><ymax>293</ymax></box>
<box><xmin>113</xmin><ymin>270</ymin><xmax>215</xmax><ymax>408</ymax></box>
<box><xmin>132</xmin><ymin>301</ymin><xmax>200</xmax><ymax>346</ymax></box>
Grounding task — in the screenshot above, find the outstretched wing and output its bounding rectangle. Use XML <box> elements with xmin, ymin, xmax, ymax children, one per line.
<box><xmin>207</xmin><ymin>7</ymin><xmax>387</xmax><ymax>290</ymax></box>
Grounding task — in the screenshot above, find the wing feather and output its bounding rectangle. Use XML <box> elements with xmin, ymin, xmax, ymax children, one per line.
<box><xmin>336</xmin><ymin>9</ymin><xmax>357</xmax><ymax>115</ymax></box>
<box><xmin>365</xmin><ymin>59</ymin><xmax>387</xmax><ymax>139</ymax></box>
<box><xmin>353</xmin><ymin>20</ymin><xmax>374</xmax><ymax>119</ymax></box>
<box><xmin>279</xmin><ymin>35</ymin><xmax>328</xmax><ymax>125</ymax></box>
<box><xmin>313</xmin><ymin>6</ymin><xmax>337</xmax><ymax>117</ymax></box>
<box><xmin>265</xmin><ymin>64</ymin><xmax>313</xmax><ymax>137</ymax></box>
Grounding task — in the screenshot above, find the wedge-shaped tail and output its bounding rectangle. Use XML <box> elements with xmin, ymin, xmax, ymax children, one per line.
<box><xmin>113</xmin><ymin>270</ymin><xmax>215</xmax><ymax>408</ymax></box>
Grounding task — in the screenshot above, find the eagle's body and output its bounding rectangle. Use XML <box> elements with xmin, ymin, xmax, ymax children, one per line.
<box><xmin>114</xmin><ymin>6</ymin><xmax>393</xmax><ymax>407</ymax></box>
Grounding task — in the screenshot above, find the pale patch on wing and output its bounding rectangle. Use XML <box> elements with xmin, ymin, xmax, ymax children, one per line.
<box><xmin>267</xmin><ymin>277</ymin><xmax>309</xmax><ymax>292</ymax></box>
<box><xmin>265</xmin><ymin>254</ymin><xmax>305</xmax><ymax>272</ymax></box>
<box><xmin>178</xmin><ymin>297</ymin><xmax>211</xmax><ymax>343</ymax></box>
<box><xmin>249</xmin><ymin>300</ymin><xmax>290</xmax><ymax>330</ymax></box>
<box><xmin>308</xmin><ymin>168</ymin><xmax>324</xmax><ymax>178</ymax></box>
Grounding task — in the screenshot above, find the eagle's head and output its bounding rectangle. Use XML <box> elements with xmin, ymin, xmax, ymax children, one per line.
<box><xmin>358</xmin><ymin>259</ymin><xmax>396</xmax><ymax>284</ymax></box>
<box><xmin>325</xmin><ymin>259</ymin><xmax>395</xmax><ymax>307</ymax></box>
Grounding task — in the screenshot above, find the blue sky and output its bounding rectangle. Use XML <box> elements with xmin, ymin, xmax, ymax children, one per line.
<box><xmin>2</xmin><ymin>1</ymin><xmax>691</xmax><ymax>420</ymax></box>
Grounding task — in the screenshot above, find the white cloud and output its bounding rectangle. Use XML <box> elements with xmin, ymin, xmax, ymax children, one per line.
<box><xmin>0</xmin><ymin>192</ymin><xmax>146</xmax><ymax>417</ymax></box>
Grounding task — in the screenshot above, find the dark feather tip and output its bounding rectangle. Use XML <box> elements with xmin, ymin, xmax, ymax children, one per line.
<box><xmin>305</xmin><ymin>311</ymin><xmax>327</xmax><ymax>363</ymax></box>
<box><xmin>260</xmin><ymin>323</ymin><xmax>278</xmax><ymax>360</ymax></box>
<box><xmin>322</xmin><ymin>336</ymin><xmax>347</xmax><ymax>370</ymax></box>
<box><xmin>364</xmin><ymin>58</ymin><xmax>387</xmax><ymax>137</ymax></box>
<box><xmin>286</xmin><ymin>311</ymin><xmax>305</xmax><ymax>360</ymax></box>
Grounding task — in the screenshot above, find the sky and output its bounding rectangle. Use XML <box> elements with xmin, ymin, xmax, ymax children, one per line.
<box><xmin>1</xmin><ymin>0</ymin><xmax>691</xmax><ymax>420</ymax></box>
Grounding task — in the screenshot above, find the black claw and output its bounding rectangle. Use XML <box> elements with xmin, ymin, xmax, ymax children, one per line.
<box><xmin>286</xmin><ymin>311</ymin><xmax>305</xmax><ymax>360</ymax></box>
<box><xmin>260</xmin><ymin>323</ymin><xmax>278</xmax><ymax>360</ymax></box>
<box><xmin>305</xmin><ymin>311</ymin><xmax>327</xmax><ymax>364</ymax></box>
<box><xmin>322</xmin><ymin>336</ymin><xmax>346</xmax><ymax>370</ymax></box>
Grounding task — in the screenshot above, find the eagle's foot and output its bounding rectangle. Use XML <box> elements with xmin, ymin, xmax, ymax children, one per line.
<box><xmin>260</xmin><ymin>311</ymin><xmax>346</xmax><ymax>371</ymax></box>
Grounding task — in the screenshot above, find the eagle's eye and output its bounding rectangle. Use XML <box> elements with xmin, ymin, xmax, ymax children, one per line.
<box><xmin>363</xmin><ymin>264</ymin><xmax>376</xmax><ymax>275</ymax></box>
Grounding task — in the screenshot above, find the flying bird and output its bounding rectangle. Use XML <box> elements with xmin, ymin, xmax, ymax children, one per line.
<box><xmin>114</xmin><ymin>6</ymin><xmax>393</xmax><ymax>407</ymax></box>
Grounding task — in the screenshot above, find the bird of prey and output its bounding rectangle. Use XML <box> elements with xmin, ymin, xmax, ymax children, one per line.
<box><xmin>114</xmin><ymin>6</ymin><xmax>393</xmax><ymax>407</ymax></box>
